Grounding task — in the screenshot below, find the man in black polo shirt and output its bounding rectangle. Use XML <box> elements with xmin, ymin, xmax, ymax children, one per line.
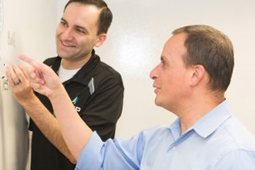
<box><xmin>6</xmin><ymin>0</ymin><xmax>124</xmax><ymax>170</ymax></box>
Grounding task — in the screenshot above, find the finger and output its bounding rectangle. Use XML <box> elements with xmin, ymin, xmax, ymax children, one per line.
<box><xmin>12</xmin><ymin>64</ymin><xmax>28</xmax><ymax>85</ymax></box>
<box><xmin>18</xmin><ymin>64</ymin><xmax>37</xmax><ymax>81</ymax></box>
<box><xmin>19</xmin><ymin>54</ymin><xmax>44</xmax><ymax>80</ymax></box>
<box><xmin>6</xmin><ymin>64</ymin><xmax>21</xmax><ymax>86</ymax></box>
<box><xmin>30</xmin><ymin>81</ymin><xmax>48</xmax><ymax>96</ymax></box>
<box><xmin>19</xmin><ymin>54</ymin><xmax>39</xmax><ymax>69</ymax></box>
<box><xmin>25</xmin><ymin>66</ymin><xmax>45</xmax><ymax>85</ymax></box>
<box><xmin>19</xmin><ymin>54</ymin><xmax>53</xmax><ymax>76</ymax></box>
<box><xmin>30</xmin><ymin>81</ymin><xmax>41</xmax><ymax>89</ymax></box>
<box><xmin>18</xmin><ymin>65</ymin><xmax>29</xmax><ymax>79</ymax></box>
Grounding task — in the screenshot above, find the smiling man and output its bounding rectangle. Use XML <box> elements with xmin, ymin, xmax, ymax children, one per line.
<box><xmin>5</xmin><ymin>0</ymin><xmax>124</xmax><ymax>170</ymax></box>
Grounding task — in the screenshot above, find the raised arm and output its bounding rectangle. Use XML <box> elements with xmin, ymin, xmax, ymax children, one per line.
<box><xmin>19</xmin><ymin>54</ymin><xmax>93</xmax><ymax>160</ymax></box>
<box><xmin>5</xmin><ymin>64</ymin><xmax>76</xmax><ymax>163</ymax></box>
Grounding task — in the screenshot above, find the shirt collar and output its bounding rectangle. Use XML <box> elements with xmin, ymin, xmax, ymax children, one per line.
<box><xmin>54</xmin><ymin>49</ymin><xmax>100</xmax><ymax>85</ymax></box>
<box><xmin>192</xmin><ymin>100</ymin><xmax>233</xmax><ymax>138</ymax></box>
<box><xmin>169</xmin><ymin>100</ymin><xmax>233</xmax><ymax>139</ymax></box>
<box><xmin>169</xmin><ymin>119</ymin><xmax>181</xmax><ymax>140</ymax></box>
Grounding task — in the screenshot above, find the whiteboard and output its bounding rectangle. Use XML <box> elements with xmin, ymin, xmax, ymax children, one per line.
<box><xmin>0</xmin><ymin>0</ymin><xmax>58</xmax><ymax>169</ymax></box>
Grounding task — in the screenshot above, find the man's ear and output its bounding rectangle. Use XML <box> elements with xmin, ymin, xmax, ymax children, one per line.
<box><xmin>190</xmin><ymin>65</ymin><xmax>206</xmax><ymax>87</ymax></box>
<box><xmin>94</xmin><ymin>33</ymin><xmax>107</xmax><ymax>47</ymax></box>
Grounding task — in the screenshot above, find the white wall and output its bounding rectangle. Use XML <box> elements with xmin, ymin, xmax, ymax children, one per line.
<box><xmin>109</xmin><ymin>0</ymin><xmax>255</xmax><ymax>138</ymax></box>
<box><xmin>60</xmin><ymin>0</ymin><xmax>255</xmax><ymax>138</ymax></box>
<box><xmin>58</xmin><ymin>0</ymin><xmax>255</xmax><ymax>138</ymax></box>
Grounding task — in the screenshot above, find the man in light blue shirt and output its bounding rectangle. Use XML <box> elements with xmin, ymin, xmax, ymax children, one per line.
<box><xmin>10</xmin><ymin>25</ymin><xmax>255</xmax><ymax>169</ymax></box>
<box><xmin>76</xmin><ymin>100</ymin><xmax>255</xmax><ymax>169</ymax></box>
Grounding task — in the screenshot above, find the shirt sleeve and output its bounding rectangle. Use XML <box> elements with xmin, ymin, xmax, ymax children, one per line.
<box><xmin>75</xmin><ymin>132</ymin><xmax>104</xmax><ymax>170</ymax></box>
<box><xmin>212</xmin><ymin>149</ymin><xmax>255</xmax><ymax>170</ymax></box>
<box><xmin>75</xmin><ymin>132</ymin><xmax>143</xmax><ymax>170</ymax></box>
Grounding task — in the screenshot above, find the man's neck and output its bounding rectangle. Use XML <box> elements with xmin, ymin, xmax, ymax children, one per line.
<box><xmin>61</xmin><ymin>56</ymin><xmax>91</xmax><ymax>70</ymax></box>
<box><xmin>178</xmin><ymin>94</ymin><xmax>225</xmax><ymax>134</ymax></box>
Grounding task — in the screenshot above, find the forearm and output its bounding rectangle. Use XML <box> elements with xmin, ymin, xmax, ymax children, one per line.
<box><xmin>20</xmin><ymin>95</ymin><xmax>76</xmax><ymax>163</ymax></box>
<box><xmin>49</xmin><ymin>85</ymin><xmax>93</xmax><ymax>160</ymax></box>
<box><xmin>16</xmin><ymin>54</ymin><xmax>93</xmax><ymax>160</ymax></box>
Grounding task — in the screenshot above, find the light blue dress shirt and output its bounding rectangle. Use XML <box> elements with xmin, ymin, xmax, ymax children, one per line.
<box><xmin>76</xmin><ymin>100</ymin><xmax>255</xmax><ymax>170</ymax></box>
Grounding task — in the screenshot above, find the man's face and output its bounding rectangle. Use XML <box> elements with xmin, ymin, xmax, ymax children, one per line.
<box><xmin>56</xmin><ymin>2</ymin><xmax>102</xmax><ymax>64</ymax></box>
<box><xmin>150</xmin><ymin>33</ymin><xmax>192</xmax><ymax>112</ymax></box>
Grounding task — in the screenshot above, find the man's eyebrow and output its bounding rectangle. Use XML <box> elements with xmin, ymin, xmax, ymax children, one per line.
<box><xmin>60</xmin><ymin>17</ymin><xmax>89</xmax><ymax>34</ymax></box>
<box><xmin>60</xmin><ymin>17</ymin><xmax>66</xmax><ymax>22</ymax></box>
<box><xmin>75</xmin><ymin>25</ymin><xmax>89</xmax><ymax>34</ymax></box>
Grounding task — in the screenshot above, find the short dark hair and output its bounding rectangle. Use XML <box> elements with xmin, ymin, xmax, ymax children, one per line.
<box><xmin>173</xmin><ymin>25</ymin><xmax>234</xmax><ymax>92</ymax></box>
<box><xmin>64</xmin><ymin>0</ymin><xmax>113</xmax><ymax>35</ymax></box>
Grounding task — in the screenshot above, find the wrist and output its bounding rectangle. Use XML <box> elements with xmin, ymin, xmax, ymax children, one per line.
<box><xmin>48</xmin><ymin>84</ymin><xmax>67</xmax><ymax>103</ymax></box>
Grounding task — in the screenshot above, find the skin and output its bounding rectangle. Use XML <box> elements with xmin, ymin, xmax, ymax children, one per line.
<box><xmin>5</xmin><ymin>2</ymin><xmax>107</xmax><ymax>164</ymax></box>
<box><xmin>150</xmin><ymin>33</ymin><xmax>224</xmax><ymax>133</ymax></box>
<box><xmin>56</xmin><ymin>2</ymin><xmax>106</xmax><ymax>69</ymax></box>
<box><xmin>11</xmin><ymin>54</ymin><xmax>93</xmax><ymax>160</ymax></box>
<box><xmin>7</xmin><ymin>32</ymin><xmax>225</xmax><ymax>161</ymax></box>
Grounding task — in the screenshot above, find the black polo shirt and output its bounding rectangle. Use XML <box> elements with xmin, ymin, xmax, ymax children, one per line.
<box><xmin>29</xmin><ymin>50</ymin><xmax>124</xmax><ymax>170</ymax></box>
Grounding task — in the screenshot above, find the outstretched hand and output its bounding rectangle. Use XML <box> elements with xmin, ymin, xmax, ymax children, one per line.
<box><xmin>19</xmin><ymin>54</ymin><xmax>62</xmax><ymax>98</ymax></box>
<box><xmin>20</xmin><ymin>54</ymin><xmax>93</xmax><ymax>160</ymax></box>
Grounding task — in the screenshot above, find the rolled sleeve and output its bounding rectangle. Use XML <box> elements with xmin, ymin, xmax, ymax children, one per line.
<box><xmin>75</xmin><ymin>131</ymin><xmax>142</xmax><ymax>170</ymax></box>
<box><xmin>76</xmin><ymin>132</ymin><xmax>104</xmax><ymax>170</ymax></box>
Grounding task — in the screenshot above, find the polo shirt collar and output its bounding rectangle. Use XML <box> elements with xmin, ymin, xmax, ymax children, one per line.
<box><xmin>53</xmin><ymin>50</ymin><xmax>100</xmax><ymax>86</ymax></box>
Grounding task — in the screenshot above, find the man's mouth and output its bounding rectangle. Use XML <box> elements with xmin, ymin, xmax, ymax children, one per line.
<box><xmin>61</xmin><ymin>40</ymin><xmax>75</xmax><ymax>48</ymax></box>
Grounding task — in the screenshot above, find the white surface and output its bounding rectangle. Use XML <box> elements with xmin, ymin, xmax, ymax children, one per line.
<box><xmin>0</xmin><ymin>0</ymin><xmax>58</xmax><ymax>169</ymax></box>
<box><xmin>88</xmin><ymin>0</ymin><xmax>255</xmax><ymax>138</ymax></box>
<box><xmin>0</xmin><ymin>76</ymin><xmax>28</xmax><ymax>170</ymax></box>
<box><xmin>0</xmin><ymin>0</ymin><xmax>3</xmax><ymax>61</ymax></box>
<box><xmin>0</xmin><ymin>79</ymin><xmax>4</xmax><ymax>170</ymax></box>
<box><xmin>0</xmin><ymin>0</ymin><xmax>4</xmax><ymax>168</ymax></box>
<box><xmin>0</xmin><ymin>2</ymin><xmax>254</xmax><ymax>169</ymax></box>
<box><xmin>101</xmin><ymin>0</ymin><xmax>255</xmax><ymax>138</ymax></box>
<box><xmin>58</xmin><ymin>0</ymin><xmax>255</xmax><ymax>138</ymax></box>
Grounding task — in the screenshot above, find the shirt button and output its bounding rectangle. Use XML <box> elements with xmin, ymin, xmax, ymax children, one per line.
<box><xmin>172</xmin><ymin>146</ymin><xmax>177</xmax><ymax>150</ymax></box>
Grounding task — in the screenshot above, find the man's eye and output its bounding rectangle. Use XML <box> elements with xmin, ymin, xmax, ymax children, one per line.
<box><xmin>77</xmin><ymin>29</ymin><xmax>84</xmax><ymax>33</ymax></box>
<box><xmin>60</xmin><ymin>21</ymin><xmax>67</xmax><ymax>26</ymax></box>
<box><xmin>75</xmin><ymin>28</ymin><xmax>86</xmax><ymax>34</ymax></box>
